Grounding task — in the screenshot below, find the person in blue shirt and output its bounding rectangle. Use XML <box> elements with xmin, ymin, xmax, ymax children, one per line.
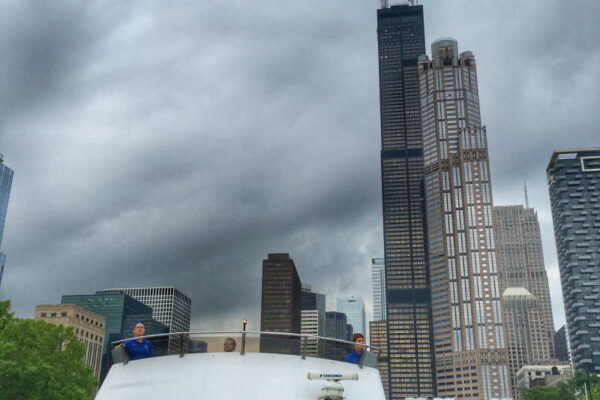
<box><xmin>344</xmin><ymin>333</ymin><xmax>366</xmax><ymax>364</ymax></box>
<box><xmin>123</xmin><ymin>322</ymin><xmax>153</xmax><ymax>360</ymax></box>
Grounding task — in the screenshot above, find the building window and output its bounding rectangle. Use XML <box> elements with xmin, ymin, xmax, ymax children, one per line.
<box><xmin>41</xmin><ymin>313</ymin><xmax>47</xmax><ymax>317</ymax></box>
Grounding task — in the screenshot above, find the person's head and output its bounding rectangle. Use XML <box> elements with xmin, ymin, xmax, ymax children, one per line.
<box><xmin>352</xmin><ymin>333</ymin><xmax>365</xmax><ymax>353</ymax></box>
<box><xmin>133</xmin><ymin>322</ymin><xmax>146</xmax><ymax>338</ymax></box>
<box><xmin>224</xmin><ymin>337</ymin><xmax>237</xmax><ymax>352</ymax></box>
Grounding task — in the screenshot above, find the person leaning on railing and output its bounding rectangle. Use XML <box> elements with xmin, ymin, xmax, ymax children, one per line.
<box><xmin>119</xmin><ymin>322</ymin><xmax>154</xmax><ymax>360</ymax></box>
<box><xmin>344</xmin><ymin>333</ymin><xmax>365</xmax><ymax>364</ymax></box>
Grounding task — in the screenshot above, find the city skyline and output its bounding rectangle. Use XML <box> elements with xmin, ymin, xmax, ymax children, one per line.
<box><xmin>1</xmin><ymin>0</ymin><xmax>599</xmax><ymax>338</ymax></box>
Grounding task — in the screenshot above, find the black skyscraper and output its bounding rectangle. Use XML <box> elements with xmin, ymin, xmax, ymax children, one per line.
<box><xmin>260</xmin><ymin>253</ymin><xmax>302</xmax><ymax>354</ymax></box>
<box><xmin>377</xmin><ymin>4</ymin><xmax>435</xmax><ymax>398</ymax></box>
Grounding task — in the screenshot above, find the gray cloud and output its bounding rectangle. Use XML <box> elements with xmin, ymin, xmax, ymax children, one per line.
<box><xmin>1</xmin><ymin>0</ymin><xmax>599</xmax><ymax>332</ymax></box>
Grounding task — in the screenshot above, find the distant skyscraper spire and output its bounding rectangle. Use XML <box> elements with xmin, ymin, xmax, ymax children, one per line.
<box><xmin>524</xmin><ymin>179</ymin><xmax>530</xmax><ymax>208</ymax></box>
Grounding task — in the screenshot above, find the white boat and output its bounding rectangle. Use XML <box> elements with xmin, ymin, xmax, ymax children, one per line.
<box><xmin>96</xmin><ymin>331</ymin><xmax>386</xmax><ymax>399</ymax></box>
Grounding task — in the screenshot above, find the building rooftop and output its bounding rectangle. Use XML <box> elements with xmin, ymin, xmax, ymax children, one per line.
<box><xmin>546</xmin><ymin>147</ymin><xmax>600</xmax><ymax>171</ymax></box>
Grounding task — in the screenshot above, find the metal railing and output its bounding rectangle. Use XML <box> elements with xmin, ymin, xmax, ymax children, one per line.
<box><xmin>111</xmin><ymin>331</ymin><xmax>382</xmax><ymax>369</ymax></box>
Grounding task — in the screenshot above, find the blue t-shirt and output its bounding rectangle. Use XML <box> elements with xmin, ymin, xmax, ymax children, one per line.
<box><xmin>344</xmin><ymin>350</ymin><xmax>363</xmax><ymax>364</ymax></box>
<box><xmin>124</xmin><ymin>338</ymin><xmax>153</xmax><ymax>360</ymax></box>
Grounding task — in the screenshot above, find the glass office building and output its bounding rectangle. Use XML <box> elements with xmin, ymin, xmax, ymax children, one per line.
<box><xmin>62</xmin><ymin>291</ymin><xmax>168</xmax><ymax>381</ymax></box>
<box><xmin>376</xmin><ymin>4</ymin><xmax>435</xmax><ymax>398</ymax></box>
<box><xmin>371</xmin><ymin>258</ymin><xmax>387</xmax><ymax>321</ymax></box>
<box><xmin>337</xmin><ymin>296</ymin><xmax>366</xmax><ymax>336</ymax></box>
<box><xmin>547</xmin><ymin>148</ymin><xmax>600</xmax><ymax>372</ymax></box>
<box><xmin>101</xmin><ymin>286</ymin><xmax>191</xmax><ymax>354</ymax></box>
<box><xmin>301</xmin><ymin>284</ymin><xmax>326</xmax><ymax>315</ymax></box>
<box><xmin>0</xmin><ymin>157</ymin><xmax>14</xmax><ymax>291</ymax></box>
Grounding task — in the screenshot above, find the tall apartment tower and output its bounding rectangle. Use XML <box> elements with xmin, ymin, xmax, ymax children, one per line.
<box><xmin>35</xmin><ymin>304</ymin><xmax>106</xmax><ymax>378</ymax></box>
<box><xmin>419</xmin><ymin>39</ymin><xmax>511</xmax><ymax>399</ymax></box>
<box><xmin>372</xmin><ymin>258</ymin><xmax>387</xmax><ymax>321</ymax></box>
<box><xmin>494</xmin><ymin>205</ymin><xmax>555</xmax><ymax>358</ymax></box>
<box><xmin>101</xmin><ymin>287</ymin><xmax>192</xmax><ymax>353</ymax></box>
<box><xmin>376</xmin><ymin>5</ymin><xmax>435</xmax><ymax>398</ymax></box>
<box><xmin>501</xmin><ymin>288</ymin><xmax>553</xmax><ymax>396</ymax></box>
<box><xmin>547</xmin><ymin>148</ymin><xmax>600</xmax><ymax>373</ymax></box>
<box><xmin>0</xmin><ymin>156</ymin><xmax>14</xmax><ymax>291</ymax></box>
<box><xmin>260</xmin><ymin>253</ymin><xmax>302</xmax><ymax>354</ymax></box>
<box><xmin>337</xmin><ymin>296</ymin><xmax>366</xmax><ymax>335</ymax></box>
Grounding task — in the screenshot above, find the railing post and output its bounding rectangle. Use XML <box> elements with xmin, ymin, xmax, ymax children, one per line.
<box><xmin>241</xmin><ymin>319</ymin><xmax>248</xmax><ymax>355</ymax></box>
<box><xmin>301</xmin><ymin>336</ymin><xmax>307</xmax><ymax>360</ymax></box>
<box><xmin>358</xmin><ymin>346</ymin><xmax>366</xmax><ymax>369</ymax></box>
<box><xmin>122</xmin><ymin>344</ymin><xmax>130</xmax><ymax>365</ymax></box>
<box><xmin>179</xmin><ymin>333</ymin><xmax>185</xmax><ymax>358</ymax></box>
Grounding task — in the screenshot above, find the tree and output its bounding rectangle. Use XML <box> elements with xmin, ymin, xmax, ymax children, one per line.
<box><xmin>523</xmin><ymin>371</ymin><xmax>600</xmax><ymax>400</ymax></box>
<box><xmin>0</xmin><ymin>300</ymin><xmax>98</xmax><ymax>400</ymax></box>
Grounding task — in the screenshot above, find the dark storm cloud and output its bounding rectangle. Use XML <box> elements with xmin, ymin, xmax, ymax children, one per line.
<box><xmin>0</xmin><ymin>0</ymin><xmax>598</xmax><ymax>331</ymax></box>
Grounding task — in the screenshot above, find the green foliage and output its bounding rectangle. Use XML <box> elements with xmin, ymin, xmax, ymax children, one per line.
<box><xmin>0</xmin><ymin>300</ymin><xmax>98</xmax><ymax>400</ymax></box>
<box><xmin>523</xmin><ymin>371</ymin><xmax>600</xmax><ymax>400</ymax></box>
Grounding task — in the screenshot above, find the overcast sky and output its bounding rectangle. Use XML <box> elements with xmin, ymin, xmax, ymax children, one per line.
<box><xmin>0</xmin><ymin>0</ymin><xmax>598</xmax><ymax>332</ymax></box>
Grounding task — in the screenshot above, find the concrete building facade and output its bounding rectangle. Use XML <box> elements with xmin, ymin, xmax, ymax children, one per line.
<box><xmin>35</xmin><ymin>304</ymin><xmax>105</xmax><ymax>378</ymax></box>
<box><xmin>419</xmin><ymin>38</ymin><xmax>510</xmax><ymax>399</ymax></box>
<box><xmin>301</xmin><ymin>310</ymin><xmax>326</xmax><ymax>358</ymax></box>
<box><xmin>547</xmin><ymin>148</ymin><xmax>600</xmax><ymax>373</ymax></box>
<box><xmin>516</xmin><ymin>364</ymin><xmax>572</xmax><ymax>397</ymax></box>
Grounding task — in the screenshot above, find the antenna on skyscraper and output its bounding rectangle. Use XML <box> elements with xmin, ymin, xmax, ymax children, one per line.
<box><xmin>380</xmin><ymin>0</ymin><xmax>389</xmax><ymax>8</ymax></box>
<box><xmin>408</xmin><ymin>0</ymin><xmax>418</xmax><ymax>5</ymax></box>
<box><xmin>524</xmin><ymin>180</ymin><xmax>530</xmax><ymax>208</ymax></box>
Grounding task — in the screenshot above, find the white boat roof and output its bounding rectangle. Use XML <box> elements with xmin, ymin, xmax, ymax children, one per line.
<box><xmin>97</xmin><ymin>352</ymin><xmax>386</xmax><ymax>400</ymax></box>
<box><xmin>97</xmin><ymin>330</ymin><xmax>386</xmax><ymax>400</ymax></box>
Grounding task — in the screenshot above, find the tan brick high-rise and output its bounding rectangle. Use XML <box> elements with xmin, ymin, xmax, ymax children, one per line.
<box><xmin>369</xmin><ymin>320</ymin><xmax>390</xmax><ymax>400</ymax></box>
<box><xmin>419</xmin><ymin>38</ymin><xmax>511</xmax><ymax>399</ymax></box>
<box><xmin>494</xmin><ymin>205</ymin><xmax>555</xmax><ymax>356</ymax></box>
<box><xmin>35</xmin><ymin>304</ymin><xmax>105</xmax><ymax>378</ymax></box>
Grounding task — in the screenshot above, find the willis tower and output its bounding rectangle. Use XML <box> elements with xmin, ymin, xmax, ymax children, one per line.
<box><xmin>376</xmin><ymin>3</ymin><xmax>435</xmax><ymax>398</ymax></box>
